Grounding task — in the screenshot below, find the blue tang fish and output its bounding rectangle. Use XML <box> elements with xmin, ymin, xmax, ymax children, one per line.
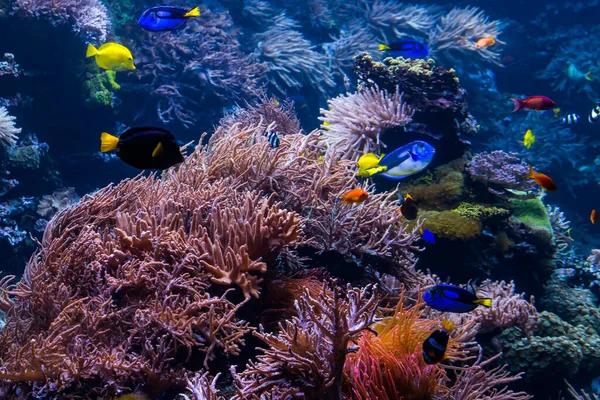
<box><xmin>420</xmin><ymin>228</ymin><xmax>435</xmax><ymax>244</ymax></box>
<box><xmin>424</xmin><ymin>284</ymin><xmax>492</xmax><ymax>313</ymax></box>
<box><xmin>378</xmin><ymin>40</ymin><xmax>429</xmax><ymax>59</ymax></box>
<box><xmin>138</xmin><ymin>6</ymin><xmax>200</xmax><ymax>32</ymax></box>
<box><xmin>357</xmin><ymin>141</ymin><xmax>435</xmax><ymax>180</ymax></box>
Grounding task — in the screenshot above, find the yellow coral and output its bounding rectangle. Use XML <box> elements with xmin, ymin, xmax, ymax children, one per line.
<box><xmin>421</xmin><ymin>210</ymin><xmax>482</xmax><ymax>240</ymax></box>
<box><xmin>452</xmin><ymin>202</ymin><xmax>509</xmax><ymax>221</ymax></box>
<box><xmin>402</xmin><ymin>160</ymin><xmax>466</xmax><ymax>210</ymax></box>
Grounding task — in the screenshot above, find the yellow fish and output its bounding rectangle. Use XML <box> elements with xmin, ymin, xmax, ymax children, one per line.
<box><xmin>553</xmin><ymin>107</ymin><xmax>561</xmax><ymax>118</ymax></box>
<box><xmin>86</xmin><ymin>43</ymin><xmax>136</xmax><ymax>72</ymax></box>
<box><xmin>523</xmin><ymin>129</ymin><xmax>535</xmax><ymax>149</ymax></box>
<box><xmin>357</xmin><ymin>152</ymin><xmax>387</xmax><ymax>177</ymax></box>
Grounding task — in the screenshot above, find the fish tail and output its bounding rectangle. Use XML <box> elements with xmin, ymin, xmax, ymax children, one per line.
<box><xmin>510</xmin><ymin>98</ymin><xmax>522</xmax><ymax>112</ymax></box>
<box><xmin>86</xmin><ymin>43</ymin><xmax>99</xmax><ymax>58</ymax></box>
<box><xmin>378</xmin><ymin>44</ymin><xmax>391</xmax><ymax>51</ymax></box>
<box><xmin>100</xmin><ymin>132</ymin><xmax>119</xmax><ymax>152</ymax></box>
<box><xmin>184</xmin><ymin>6</ymin><xmax>200</xmax><ymax>17</ymax></box>
<box><xmin>585</xmin><ymin>71</ymin><xmax>593</xmax><ymax>81</ymax></box>
<box><xmin>473</xmin><ymin>298</ymin><xmax>492</xmax><ymax>308</ymax></box>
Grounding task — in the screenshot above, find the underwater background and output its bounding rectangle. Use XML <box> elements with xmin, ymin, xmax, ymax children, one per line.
<box><xmin>0</xmin><ymin>0</ymin><xmax>599</xmax><ymax>398</ymax></box>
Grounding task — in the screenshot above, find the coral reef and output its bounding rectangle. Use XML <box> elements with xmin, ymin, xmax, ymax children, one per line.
<box><xmin>0</xmin><ymin>107</ymin><xmax>20</xmax><ymax>148</ymax></box>
<box><xmin>36</xmin><ymin>187</ymin><xmax>79</xmax><ymax>219</ymax></box>
<box><xmin>319</xmin><ymin>85</ymin><xmax>414</xmax><ymax>159</ymax></box>
<box><xmin>0</xmin><ymin>53</ymin><xmax>21</xmax><ymax>77</ymax></box>
<box><xmin>11</xmin><ymin>0</ymin><xmax>111</xmax><ymax>43</ymax></box>
<box><xmin>428</xmin><ymin>7</ymin><xmax>505</xmax><ymax>67</ymax></box>
<box><xmin>466</xmin><ymin>151</ymin><xmax>538</xmax><ymax>201</ymax></box>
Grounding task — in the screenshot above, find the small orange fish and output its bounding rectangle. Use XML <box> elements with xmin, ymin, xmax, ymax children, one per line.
<box><xmin>475</xmin><ymin>37</ymin><xmax>495</xmax><ymax>49</ymax></box>
<box><xmin>341</xmin><ymin>188</ymin><xmax>368</xmax><ymax>204</ymax></box>
<box><xmin>591</xmin><ymin>209</ymin><xmax>598</xmax><ymax>224</ymax></box>
<box><xmin>525</xmin><ymin>166</ymin><xmax>557</xmax><ymax>192</ymax></box>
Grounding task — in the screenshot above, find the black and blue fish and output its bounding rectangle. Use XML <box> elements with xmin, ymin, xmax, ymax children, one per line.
<box><xmin>100</xmin><ymin>127</ymin><xmax>184</xmax><ymax>170</ymax></box>
<box><xmin>138</xmin><ymin>6</ymin><xmax>200</xmax><ymax>32</ymax></box>
<box><xmin>264</xmin><ymin>131</ymin><xmax>280</xmax><ymax>148</ymax></box>
<box><xmin>561</xmin><ymin>113</ymin><xmax>580</xmax><ymax>125</ymax></box>
<box><xmin>378</xmin><ymin>40</ymin><xmax>429</xmax><ymax>59</ymax></box>
<box><xmin>422</xmin><ymin>319</ymin><xmax>454</xmax><ymax>365</ymax></box>
<box><xmin>424</xmin><ymin>284</ymin><xmax>492</xmax><ymax>313</ymax></box>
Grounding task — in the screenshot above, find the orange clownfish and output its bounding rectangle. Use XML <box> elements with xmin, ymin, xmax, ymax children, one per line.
<box><xmin>525</xmin><ymin>166</ymin><xmax>557</xmax><ymax>192</ymax></box>
<box><xmin>475</xmin><ymin>37</ymin><xmax>495</xmax><ymax>49</ymax></box>
<box><xmin>591</xmin><ymin>209</ymin><xmax>598</xmax><ymax>225</ymax></box>
<box><xmin>341</xmin><ymin>188</ymin><xmax>368</xmax><ymax>204</ymax></box>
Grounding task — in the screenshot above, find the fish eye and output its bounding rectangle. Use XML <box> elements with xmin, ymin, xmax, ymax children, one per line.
<box><xmin>128</xmin><ymin>57</ymin><xmax>132</xmax><ymax>61</ymax></box>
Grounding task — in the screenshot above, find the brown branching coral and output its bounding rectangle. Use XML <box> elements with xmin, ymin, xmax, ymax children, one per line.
<box><xmin>232</xmin><ymin>282</ymin><xmax>379</xmax><ymax>399</ymax></box>
<box><xmin>319</xmin><ymin>85</ymin><xmax>414</xmax><ymax>159</ymax></box>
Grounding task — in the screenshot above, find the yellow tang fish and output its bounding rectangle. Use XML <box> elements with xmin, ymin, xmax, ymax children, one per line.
<box><xmin>523</xmin><ymin>129</ymin><xmax>535</xmax><ymax>149</ymax></box>
<box><xmin>357</xmin><ymin>152</ymin><xmax>387</xmax><ymax>177</ymax></box>
<box><xmin>86</xmin><ymin>43</ymin><xmax>136</xmax><ymax>72</ymax></box>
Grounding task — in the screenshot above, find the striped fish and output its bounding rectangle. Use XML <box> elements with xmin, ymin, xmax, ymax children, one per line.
<box><xmin>263</xmin><ymin>131</ymin><xmax>280</xmax><ymax>148</ymax></box>
<box><xmin>590</xmin><ymin>104</ymin><xmax>600</xmax><ymax>123</ymax></box>
<box><xmin>422</xmin><ymin>329</ymin><xmax>449</xmax><ymax>364</ymax></box>
<box><xmin>561</xmin><ymin>113</ymin><xmax>580</xmax><ymax>125</ymax></box>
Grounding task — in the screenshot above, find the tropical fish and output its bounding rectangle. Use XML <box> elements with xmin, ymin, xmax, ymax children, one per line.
<box><xmin>422</xmin><ymin>319</ymin><xmax>454</xmax><ymax>365</ymax></box>
<box><xmin>360</xmin><ymin>141</ymin><xmax>435</xmax><ymax>180</ymax></box>
<box><xmin>100</xmin><ymin>127</ymin><xmax>184</xmax><ymax>170</ymax></box>
<box><xmin>397</xmin><ymin>193</ymin><xmax>418</xmax><ymax>220</ymax></box>
<box><xmin>561</xmin><ymin>113</ymin><xmax>580</xmax><ymax>125</ymax></box>
<box><xmin>510</xmin><ymin>96</ymin><xmax>556</xmax><ymax>112</ymax></box>
<box><xmin>341</xmin><ymin>188</ymin><xmax>368</xmax><ymax>204</ymax></box>
<box><xmin>525</xmin><ymin>166</ymin><xmax>557</xmax><ymax>192</ymax></box>
<box><xmin>357</xmin><ymin>153</ymin><xmax>386</xmax><ymax>177</ymax></box>
<box><xmin>424</xmin><ymin>284</ymin><xmax>492</xmax><ymax>313</ymax></box>
<box><xmin>567</xmin><ymin>64</ymin><xmax>593</xmax><ymax>82</ymax></box>
<box><xmin>378</xmin><ymin>40</ymin><xmax>429</xmax><ymax>59</ymax></box>
<box><xmin>86</xmin><ymin>43</ymin><xmax>135</xmax><ymax>72</ymax></box>
<box><xmin>589</xmin><ymin>103</ymin><xmax>600</xmax><ymax>123</ymax></box>
<box><xmin>591</xmin><ymin>209</ymin><xmax>598</xmax><ymax>225</ymax></box>
<box><xmin>138</xmin><ymin>6</ymin><xmax>200</xmax><ymax>32</ymax></box>
<box><xmin>553</xmin><ymin>107</ymin><xmax>561</xmax><ymax>117</ymax></box>
<box><xmin>420</xmin><ymin>228</ymin><xmax>435</xmax><ymax>244</ymax></box>
<box><xmin>475</xmin><ymin>37</ymin><xmax>495</xmax><ymax>49</ymax></box>
<box><xmin>263</xmin><ymin>131</ymin><xmax>280</xmax><ymax>148</ymax></box>
<box><xmin>523</xmin><ymin>129</ymin><xmax>535</xmax><ymax>149</ymax></box>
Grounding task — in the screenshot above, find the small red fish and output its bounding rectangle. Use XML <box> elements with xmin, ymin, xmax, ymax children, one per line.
<box><xmin>510</xmin><ymin>96</ymin><xmax>556</xmax><ymax>112</ymax></box>
<box><xmin>525</xmin><ymin>166</ymin><xmax>557</xmax><ymax>192</ymax></box>
<box><xmin>591</xmin><ymin>209</ymin><xmax>598</xmax><ymax>224</ymax></box>
<box><xmin>341</xmin><ymin>188</ymin><xmax>368</xmax><ymax>204</ymax></box>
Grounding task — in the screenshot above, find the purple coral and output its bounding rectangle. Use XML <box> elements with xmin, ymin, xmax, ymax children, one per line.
<box><xmin>12</xmin><ymin>0</ymin><xmax>111</xmax><ymax>43</ymax></box>
<box><xmin>466</xmin><ymin>151</ymin><xmax>538</xmax><ymax>199</ymax></box>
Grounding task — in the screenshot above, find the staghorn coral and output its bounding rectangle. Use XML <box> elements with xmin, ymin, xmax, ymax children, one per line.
<box><xmin>232</xmin><ymin>282</ymin><xmax>379</xmax><ymax>399</ymax></box>
<box><xmin>180</xmin><ymin>372</ymin><xmax>224</xmax><ymax>400</ymax></box>
<box><xmin>0</xmin><ymin>106</ymin><xmax>20</xmax><ymax>148</ymax></box>
<box><xmin>12</xmin><ymin>0</ymin><xmax>111</xmax><ymax>43</ymax></box>
<box><xmin>319</xmin><ymin>85</ymin><xmax>414</xmax><ymax>159</ymax></box>
<box><xmin>253</xmin><ymin>13</ymin><xmax>334</xmax><ymax>96</ymax></box>
<box><xmin>466</xmin><ymin>151</ymin><xmax>538</xmax><ymax>201</ymax></box>
<box><xmin>428</xmin><ymin>7</ymin><xmax>505</xmax><ymax>67</ymax></box>
<box><xmin>475</xmin><ymin>280</ymin><xmax>538</xmax><ymax>335</ymax></box>
<box><xmin>128</xmin><ymin>7</ymin><xmax>264</xmax><ymax>127</ymax></box>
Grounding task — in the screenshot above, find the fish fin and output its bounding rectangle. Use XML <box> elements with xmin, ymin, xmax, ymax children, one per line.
<box><xmin>152</xmin><ymin>142</ymin><xmax>164</xmax><ymax>158</ymax></box>
<box><xmin>86</xmin><ymin>44</ymin><xmax>99</xmax><ymax>58</ymax></box>
<box><xmin>473</xmin><ymin>298</ymin><xmax>492</xmax><ymax>308</ymax></box>
<box><xmin>100</xmin><ymin>132</ymin><xmax>119</xmax><ymax>152</ymax></box>
<box><xmin>441</xmin><ymin>319</ymin><xmax>454</xmax><ymax>332</ymax></box>
<box><xmin>510</xmin><ymin>98</ymin><xmax>522</xmax><ymax>112</ymax></box>
<box><xmin>405</xmin><ymin>193</ymin><xmax>413</xmax><ymax>200</ymax></box>
<box><xmin>585</xmin><ymin>71</ymin><xmax>593</xmax><ymax>81</ymax></box>
<box><xmin>183</xmin><ymin>6</ymin><xmax>200</xmax><ymax>17</ymax></box>
<box><xmin>524</xmin><ymin>166</ymin><xmax>534</xmax><ymax>179</ymax></box>
<box><xmin>378</xmin><ymin>44</ymin><xmax>391</xmax><ymax>51</ymax></box>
